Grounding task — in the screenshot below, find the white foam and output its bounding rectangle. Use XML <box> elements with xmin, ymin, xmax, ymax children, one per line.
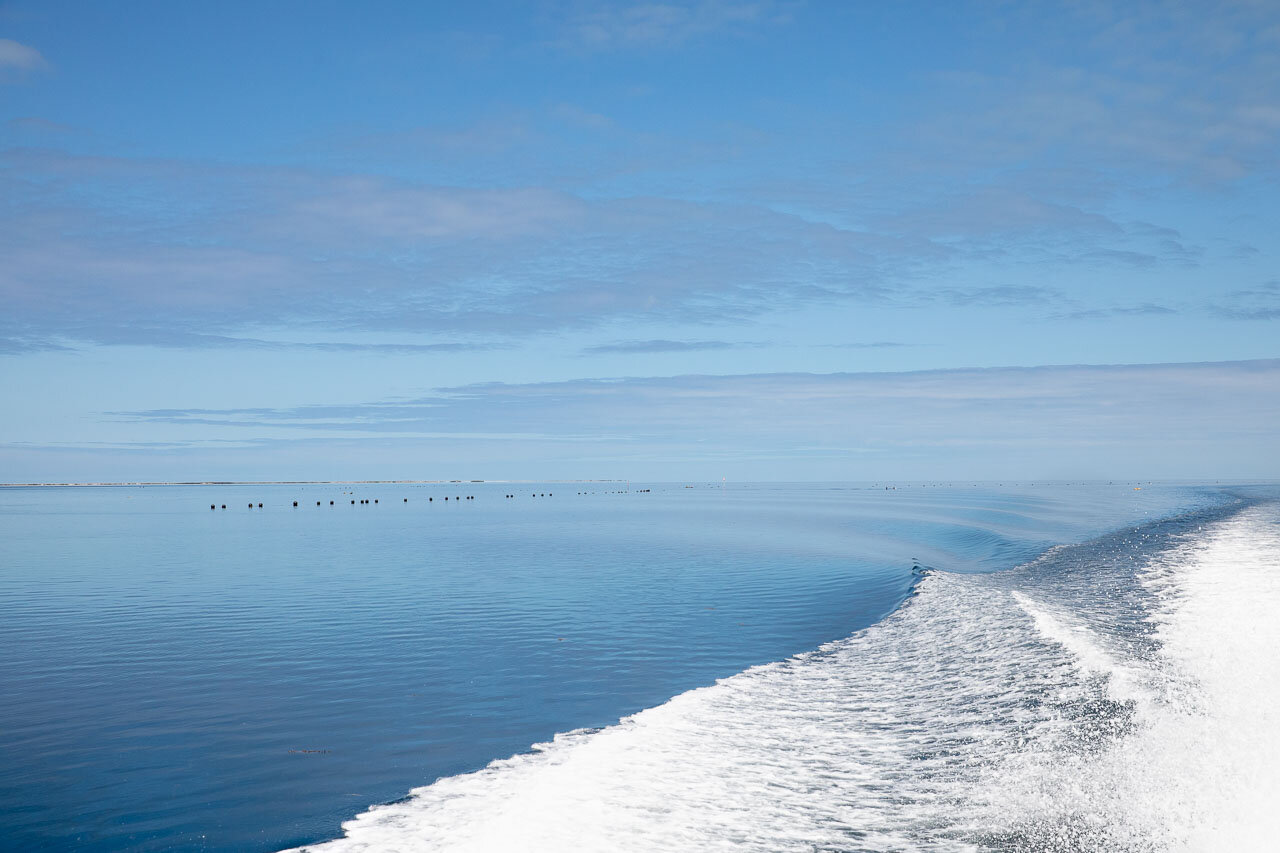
<box><xmin>1138</xmin><ymin>506</ymin><xmax>1280</xmax><ymax>849</ymax></box>
<box><xmin>285</xmin><ymin>504</ymin><xmax>1280</xmax><ymax>852</ymax></box>
<box><xmin>971</xmin><ymin>505</ymin><xmax>1280</xmax><ymax>851</ymax></box>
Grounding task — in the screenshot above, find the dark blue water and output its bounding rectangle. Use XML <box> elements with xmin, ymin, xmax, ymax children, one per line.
<box><xmin>0</xmin><ymin>482</ymin><xmax>1216</xmax><ymax>851</ymax></box>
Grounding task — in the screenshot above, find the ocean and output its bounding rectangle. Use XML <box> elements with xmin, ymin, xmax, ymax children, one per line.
<box><xmin>1</xmin><ymin>481</ymin><xmax>1274</xmax><ymax>851</ymax></box>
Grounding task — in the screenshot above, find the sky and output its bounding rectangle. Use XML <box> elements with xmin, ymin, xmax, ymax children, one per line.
<box><xmin>1</xmin><ymin>0</ymin><xmax>1278</xmax><ymax>482</ymax></box>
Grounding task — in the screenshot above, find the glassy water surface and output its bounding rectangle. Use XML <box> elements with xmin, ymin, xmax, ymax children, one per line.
<box><xmin>0</xmin><ymin>482</ymin><xmax>1234</xmax><ymax>851</ymax></box>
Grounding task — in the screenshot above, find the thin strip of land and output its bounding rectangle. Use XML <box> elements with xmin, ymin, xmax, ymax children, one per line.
<box><xmin>1</xmin><ymin>479</ymin><xmax>626</xmax><ymax>487</ymax></box>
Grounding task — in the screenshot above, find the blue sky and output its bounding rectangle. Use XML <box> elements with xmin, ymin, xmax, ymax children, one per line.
<box><xmin>1</xmin><ymin>0</ymin><xmax>1277</xmax><ymax>481</ymax></box>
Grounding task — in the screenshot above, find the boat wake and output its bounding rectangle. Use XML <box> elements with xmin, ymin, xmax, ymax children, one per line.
<box><xmin>287</xmin><ymin>499</ymin><xmax>1280</xmax><ymax>852</ymax></box>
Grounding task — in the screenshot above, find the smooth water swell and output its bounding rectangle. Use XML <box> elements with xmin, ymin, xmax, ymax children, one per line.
<box><xmin>290</xmin><ymin>498</ymin><xmax>1280</xmax><ymax>852</ymax></box>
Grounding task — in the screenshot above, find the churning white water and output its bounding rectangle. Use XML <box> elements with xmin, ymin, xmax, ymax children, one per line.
<box><xmin>289</xmin><ymin>502</ymin><xmax>1280</xmax><ymax>852</ymax></box>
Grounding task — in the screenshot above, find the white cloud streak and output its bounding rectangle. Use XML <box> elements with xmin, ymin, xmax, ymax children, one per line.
<box><xmin>0</xmin><ymin>38</ymin><xmax>47</xmax><ymax>71</ymax></box>
<box><xmin>98</xmin><ymin>359</ymin><xmax>1280</xmax><ymax>479</ymax></box>
<box><xmin>0</xmin><ymin>144</ymin><xmax>1213</xmax><ymax>352</ymax></box>
<box><xmin>561</xmin><ymin>0</ymin><xmax>786</xmax><ymax>49</ymax></box>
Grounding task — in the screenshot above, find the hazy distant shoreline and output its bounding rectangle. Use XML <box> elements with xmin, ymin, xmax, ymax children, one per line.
<box><xmin>0</xmin><ymin>479</ymin><xmax>627</xmax><ymax>487</ymax></box>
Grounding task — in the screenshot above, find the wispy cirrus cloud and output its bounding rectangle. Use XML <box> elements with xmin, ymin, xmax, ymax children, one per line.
<box><xmin>5</xmin><ymin>116</ymin><xmax>74</xmax><ymax>134</ymax></box>
<box><xmin>820</xmin><ymin>341</ymin><xmax>910</xmax><ymax>350</ymax></box>
<box><xmin>0</xmin><ymin>38</ymin><xmax>47</xmax><ymax>73</ymax></box>
<box><xmin>0</xmin><ymin>143</ymin><xmax>1210</xmax><ymax>354</ymax></box>
<box><xmin>932</xmin><ymin>286</ymin><xmax>1061</xmax><ymax>308</ymax></box>
<box><xmin>3</xmin><ymin>3</ymin><xmax>1275</xmax><ymax>358</ymax></box>
<box><xmin>96</xmin><ymin>359</ymin><xmax>1280</xmax><ymax>479</ymax></box>
<box><xmin>0</xmin><ymin>333</ymin><xmax>73</xmax><ymax>354</ymax></box>
<box><xmin>1210</xmin><ymin>281</ymin><xmax>1280</xmax><ymax>320</ymax></box>
<box><xmin>901</xmin><ymin>3</ymin><xmax>1280</xmax><ymax>184</ymax></box>
<box><xmin>0</xmin><ymin>149</ymin><xmax>903</xmax><ymax>349</ymax></box>
<box><xmin>111</xmin><ymin>359</ymin><xmax>1280</xmax><ymax>439</ymax></box>
<box><xmin>1052</xmin><ymin>303</ymin><xmax>1178</xmax><ymax>321</ymax></box>
<box><xmin>580</xmin><ymin>339</ymin><xmax>754</xmax><ymax>355</ymax></box>
<box><xmin>558</xmin><ymin>0</ymin><xmax>789</xmax><ymax>50</ymax></box>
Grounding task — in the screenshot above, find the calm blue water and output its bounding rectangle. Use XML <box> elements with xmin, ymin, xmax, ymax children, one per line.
<box><xmin>0</xmin><ymin>482</ymin><xmax>1249</xmax><ymax>851</ymax></box>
